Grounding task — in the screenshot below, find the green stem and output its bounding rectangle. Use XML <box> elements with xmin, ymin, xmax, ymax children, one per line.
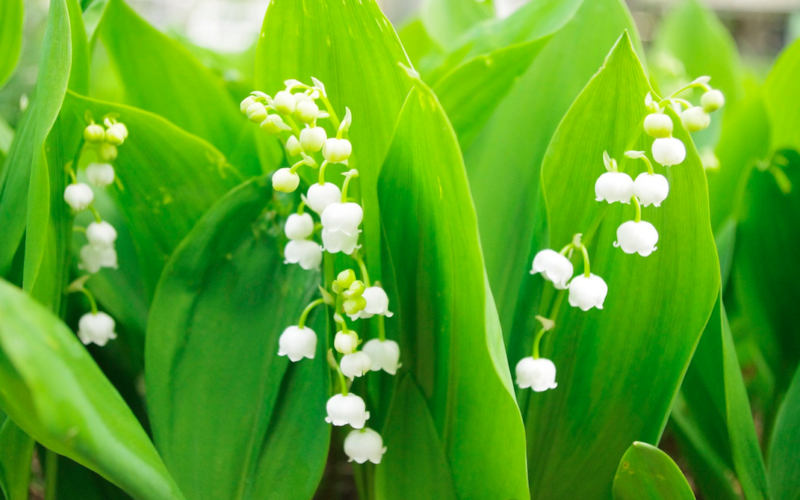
<box><xmin>73</xmin><ymin>226</ymin><xmax>86</xmax><ymax>234</ymax></box>
<box><xmin>88</xmin><ymin>205</ymin><xmax>102</xmax><ymax>223</ymax></box>
<box><xmin>638</xmin><ymin>155</ymin><xmax>655</xmax><ymax>175</ymax></box>
<box><xmin>297</xmin><ymin>200</ymin><xmax>306</xmax><ymax>215</ymax></box>
<box><xmin>65</xmin><ymin>163</ymin><xmax>78</xmax><ymax>184</ymax></box>
<box><xmin>532</xmin><ymin>328</ymin><xmax>545</xmax><ymax>358</ymax></box>
<box><xmin>558</xmin><ymin>243</ymin><xmax>573</xmax><ymax>256</ymax></box>
<box><xmin>580</xmin><ymin>244</ymin><xmax>591</xmax><ymax>278</ymax></box>
<box><xmin>319</xmin><ymin>95</ymin><xmax>341</xmax><ymax>130</ymax></box>
<box><xmin>318</xmin><ymin>160</ymin><xmax>329</xmax><ymax>185</ymax></box>
<box><xmin>659</xmin><ymin>81</ymin><xmax>709</xmax><ymax>104</ymax></box>
<box><xmin>289</xmin><ymin>159</ymin><xmax>306</xmax><ymax>174</ymax></box>
<box><xmin>353</xmin><ymin>252</ymin><xmax>371</xmax><ymax>287</ymax></box>
<box><xmin>378</xmin><ymin>315</ymin><xmax>386</xmax><ymax>342</ymax></box>
<box><xmin>336</xmin><ymin>363</ymin><xmax>349</xmax><ymax>396</ymax></box>
<box><xmin>633</xmin><ymin>196</ymin><xmax>642</xmax><ymax>223</ymax></box>
<box><xmin>531</xmin><ymin>291</ymin><xmax>565</xmax><ymax>359</ymax></box>
<box><xmin>45</xmin><ymin>449</ymin><xmax>58</xmax><ymax>500</ymax></box>
<box><xmin>80</xmin><ymin>287</ymin><xmax>98</xmax><ymax>315</ymax></box>
<box><xmin>298</xmin><ymin>298</ymin><xmax>325</xmax><ymax>329</ymax></box>
<box><xmin>341</xmin><ymin>171</ymin><xmax>358</xmax><ymax>202</ymax></box>
<box><xmin>284</xmin><ymin>115</ymin><xmax>303</xmax><ymax>137</ymax></box>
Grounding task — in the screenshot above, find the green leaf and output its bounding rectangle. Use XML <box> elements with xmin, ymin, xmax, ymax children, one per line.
<box><xmin>612</xmin><ymin>442</ymin><xmax>695</xmax><ymax>500</ymax></box>
<box><xmin>145</xmin><ymin>178</ymin><xmax>329</xmax><ymax>500</ymax></box>
<box><xmin>463</xmin><ymin>0</ymin><xmax>640</xmax><ymax>337</ymax></box>
<box><xmin>0</xmin><ymin>416</ymin><xmax>34</xmax><ymax>500</ymax></box>
<box><xmin>679</xmin><ymin>293</ymin><xmax>770</xmax><ymax>500</ymax></box>
<box><xmin>769</xmin><ymin>365</ymin><xmax>800</xmax><ymax>500</ymax></box>
<box><xmin>420</xmin><ymin>0</ymin><xmax>494</xmax><ymax>51</ymax></box>
<box><xmin>434</xmin><ymin>37</ymin><xmax>550</xmax><ymax>150</ymax></box>
<box><xmin>397</xmin><ymin>19</ymin><xmax>444</xmax><ymax>74</ymax></box>
<box><xmin>377</xmin><ymin>84</ymin><xmax>529</xmax><ymax>499</ymax></box>
<box><xmin>255</xmin><ymin>0</ymin><xmax>412</xmax><ymax>283</ymax></box>
<box><xmin>61</xmin><ymin>92</ymin><xmax>240</xmax><ymax>300</ymax></box>
<box><xmin>0</xmin><ymin>0</ymin><xmax>23</xmax><ymax>89</ymax></box>
<box><xmin>0</xmin><ymin>0</ymin><xmax>72</xmax><ymax>278</ymax></box>
<box><xmin>765</xmin><ymin>37</ymin><xmax>800</xmax><ymax>153</ymax></box>
<box><xmin>0</xmin><ymin>279</ymin><xmax>184</xmax><ymax>500</ymax></box>
<box><xmin>521</xmin><ymin>34</ymin><xmax>719</xmax><ymax>499</ymax></box>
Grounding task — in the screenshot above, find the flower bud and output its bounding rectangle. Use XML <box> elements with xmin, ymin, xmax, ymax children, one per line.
<box><xmin>530</xmin><ymin>249</ymin><xmax>573</xmax><ymax>289</ymax></box>
<box><xmin>701</xmin><ymin>89</ymin><xmax>724</xmax><ymax>113</ymax></box>
<box><xmin>595</xmin><ymin>172</ymin><xmax>634</xmax><ymax>204</ymax></box>
<box><xmin>84</xmin><ymin>123</ymin><xmax>106</xmax><ymax>143</ymax></box>
<box><xmin>240</xmin><ymin>95</ymin><xmax>257</xmax><ymax>113</ymax></box>
<box><xmin>98</xmin><ymin>143</ymin><xmax>118</xmax><ymax>162</ymax></box>
<box><xmin>64</xmin><ymin>183</ymin><xmax>94</xmax><ymax>211</ymax></box>
<box><xmin>85</xmin><ymin>163</ymin><xmax>115</xmax><ymax>187</ymax></box>
<box><xmin>307</xmin><ymin>183</ymin><xmax>341</xmax><ymax>214</ymax></box>
<box><xmin>246</xmin><ymin>102</ymin><xmax>268</xmax><ymax>123</ymax></box>
<box><xmin>334</xmin><ymin>331</ymin><xmax>359</xmax><ymax>354</ymax></box>
<box><xmin>515</xmin><ymin>357</ymin><xmax>557</xmax><ymax>392</ymax></box>
<box><xmin>295</xmin><ymin>100</ymin><xmax>320</xmax><ymax>123</ymax></box>
<box><xmin>344</xmin><ymin>296</ymin><xmax>367</xmax><ymax>317</ymax></box>
<box><xmin>681</xmin><ymin>106</ymin><xmax>710</xmax><ymax>132</ymax></box>
<box><xmin>322</xmin><ymin>138</ymin><xmax>352</xmax><ymax>163</ymax></box>
<box><xmin>568</xmin><ymin>274</ymin><xmax>608</xmax><ymax>311</ymax></box>
<box><xmin>79</xmin><ymin>244</ymin><xmax>118</xmax><ymax>274</ymax></box>
<box><xmin>325</xmin><ymin>394</ymin><xmax>370</xmax><ymax>428</ymax></box>
<box><xmin>78</xmin><ymin>312</ymin><xmax>117</xmax><ymax>346</ymax></box>
<box><xmin>341</xmin><ymin>351</ymin><xmax>372</xmax><ymax>380</ymax></box>
<box><xmin>273</xmin><ymin>91</ymin><xmax>296</xmax><ymax>114</ymax></box>
<box><xmin>614</xmin><ymin>220</ymin><xmax>659</xmax><ymax>257</ymax></box>
<box><xmin>362</xmin><ymin>339</ymin><xmax>400</xmax><ymax>375</ymax></box>
<box><xmin>344</xmin><ymin>428</ymin><xmax>387</xmax><ymax>464</ymax></box>
<box><xmin>261</xmin><ymin>114</ymin><xmax>291</xmax><ymax>135</ymax></box>
<box><xmin>651</xmin><ymin>137</ymin><xmax>686</xmax><ymax>166</ymax></box>
<box><xmin>334</xmin><ymin>269</ymin><xmax>356</xmax><ymax>291</ymax></box>
<box><xmin>105</xmin><ymin>123</ymin><xmax>128</xmax><ymax>145</ymax></box>
<box><xmin>300</xmin><ymin>127</ymin><xmax>327</xmax><ymax>153</ymax></box>
<box><xmin>286</xmin><ymin>135</ymin><xmax>302</xmax><ymax>157</ymax></box>
<box><xmin>86</xmin><ymin>221</ymin><xmax>117</xmax><ymax>249</ymax></box>
<box><xmin>633</xmin><ymin>173</ymin><xmax>669</xmax><ymax>207</ymax></box>
<box><xmin>284</xmin><ymin>240</ymin><xmax>323</xmax><ymax>270</ymax></box>
<box><xmin>346</xmin><ymin>280</ymin><xmax>365</xmax><ymax>297</ymax></box>
<box><xmin>349</xmin><ymin>286</ymin><xmax>393</xmax><ymax>321</ymax></box>
<box><xmin>643</xmin><ymin>113</ymin><xmax>673</xmax><ymax>138</ymax></box>
<box><xmin>284</xmin><ymin>213</ymin><xmax>314</xmax><ymax>240</ymax></box>
<box><xmin>272</xmin><ymin>168</ymin><xmax>300</xmax><ymax>193</ymax></box>
<box><xmin>278</xmin><ymin>325</ymin><xmax>317</xmax><ymax>362</ymax></box>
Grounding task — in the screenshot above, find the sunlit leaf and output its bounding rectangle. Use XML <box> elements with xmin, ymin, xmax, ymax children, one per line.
<box><xmin>0</xmin><ymin>0</ymin><xmax>23</xmax><ymax>89</ymax></box>
<box><xmin>0</xmin><ymin>416</ymin><xmax>33</xmax><ymax>500</ymax></box>
<box><xmin>612</xmin><ymin>442</ymin><xmax>695</xmax><ymax>500</ymax></box>
<box><xmin>420</xmin><ymin>0</ymin><xmax>494</xmax><ymax>51</ymax></box>
<box><xmin>764</xmin><ymin>37</ymin><xmax>800</xmax><ymax>153</ymax></box>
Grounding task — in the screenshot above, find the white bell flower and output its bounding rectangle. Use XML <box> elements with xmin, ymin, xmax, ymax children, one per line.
<box><xmin>85</xmin><ymin>163</ymin><xmax>115</xmax><ymax>187</ymax></box>
<box><xmin>595</xmin><ymin>172</ymin><xmax>634</xmax><ymax>204</ymax></box>
<box><xmin>362</xmin><ymin>339</ymin><xmax>401</xmax><ymax>375</ymax></box>
<box><xmin>284</xmin><ymin>240</ymin><xmax>323</xmax><ymax>270</ymax></box>
<box><xmin>273</xmin><ymin>91</ymin><xmax>296</xmax><ymax>114</ymax></box>
<box><xmin>348</xmin><ymin>287</ymin><xmax>393</xmax><ymax>321</ymax></box>
<box><xmin>86</xmin><ymin>221</ymin><xmax>118</xmax><ymax>249</ymax></box>
<box><xmin>530</xmin><ymin>249</ymin><xmax>573</xmax><ymax>289</ymax></box>
<box><xmin>77</xmin><ymin>312</ymin><xmax>117</xmax><ymax>346</ymax></box>
<box><xmin>681</xmin><ymin>106</ymin><xmax>710</xmax><ymax>132</ymax></box>
<box><xmin>340</xmin><ymin>351</ymin><xmax>372</xmax><ymax>380</ymax></box>
<box><xmin>643</xmin><ymin>113</ymin><xmax>673</xmax><ymax>138</ymax></box>
<box><xmin>295</xmin><ymin>100</ymin><xmax>320</xmax><ymax>123</ymax></box>
<box><xmin>321</xmin><ymin>202</ymin><xmax>363</xmax><ymax>235</ymax></box>
<box><xmin>277</xmin><ymin>325</ymin><xmax>317</xmax><ymax>362</ymax></box>
<box><xmin>64</xmin><ymin>183</ymin><xmax>94</xmax><ymax>211</ymax></box>
<box><xmin>300</xmin><ymin>126</ymin><xmax>327</xmax><ymax>153</ymax></box>
<box><xmin>272</xmin><ymin>168</ymin><xmax>300</xmax><ymax>193</ymax></box>
<box><xmin>568</xmin><ymin>274</ymin><xmax>608</xmax><ymax>311</ymax></box>
<box><xmin>286</xmin><ymin>135</ymin><xmax>302</xmax><ymax>157</ymax></box>
<box><xmin>515</xmin><ymin>357</ymin><xmax>557</xmax><ymax>392</ymax></box>
<box><xmin>284</xmin><ymin>213</ymin><xmax>314</xmax><ymax>240</ymax></box>
<box><xmin>83</xmin><ymin>123</ymin><xmax>106</xmax><ymax>143</ymax></box>
<box><xmin>307</xmin><ymin>183</ymin><xmax>341</xmax><ymax>214</ymax></box>
<box><xmin>105</xmin><ymin>123</ymin><xmax>128</xmax><ymax>146</ymax></box>
<box><xmin>701</xmin><ymin>89</ymin><xmax>724</xmax><ymax>112</ymax></box>
<box><xmin>78</xmin><ymin>245</ymin><xmax>118</xmax><ymax>274</ymax></box>
<box><xmin>633</xmin><ymin>173</ymin><xmax>669</xmax><ymax>207</ymax></box>
<box><xmin>321</xmin><ymin>229</ymin><xmax>359</xmax><ymax>255</ymax></box>
<box><xmin>651</xmin><ymin>137</ymin><xmax>686</xmax><ymax>166</ymax></box>
<box><xmin>261</xmin><ymin>114</ymin><xmax>291</xmax><ymax>135</ymax></box>
<box><xmin>614</xmin><ymin>220</ymin><xmax>659</xmax><ymax>257</ymax></box>
<box><xmin>246</xmin><ymin>101</ymin><xmax>268</xmax><ymax>123</ymax></box>
<box><xmin>325</xmin><ymin>393</ymin><xmax>370</xmax><ymax>428</ymax></box>
<box><xmin>334</xmin><ymin>331</ymin><xmax>359</xmax><ymax>354</ymax></box>
<box><xmin>240</xmin><ymin>95</ymin><xmax>256</xmax><ymax>113</ymax></box>
<box><xmin>322</xmin><ymin>138</ymin><xmax>352</xmax><ymax>164</ymax></box>
<box><xmin>344</xmin><ymin>428</ymin><xmax>387</xmax><ymax>464</ymax></box>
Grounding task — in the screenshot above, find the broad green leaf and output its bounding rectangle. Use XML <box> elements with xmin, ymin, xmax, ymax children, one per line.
<box><xmin>651</xmin><ymin>0</ymin><xmax>743</xmax><ymax>148</ymax></box>
<box><xmin>146</xmin><ymin>178</ymin><xmax>329</xmax><ymax>500</ymax></box>
<box><xmin>98</xmin><ymin>0</ymin><xmax>256</xmax><ymax>173</ymax></box>
<box><xmin>612</xmin><ymin>442</ymin><xmax>695</xmax><ymax>500</ymax></box>
<box><xmin>420</xmin><ymin>0</ymin><xmax>494</xmax><ymax>51</ymax></box>
<box><xmin>55</xmin><ymin>456</ymin><xmax>131</xmax><ymax>500</ymax></box>
<box><xmin>255</xmin><ymin>0</ymin><xmax>412</xmax><ymax>283</ymax></box>
<box><xmin>434</xmin><ymin>37</ymin><xmax>549</xmax><ymax>150</ymax></box>
<box><xmin>679</xmin><ymin>293</ymin><xmax>769</xmax><ymax>500</ymax></box>
<box><xmin>397</xmin><ymin>19</ymin><xmax>444</xmax><ymax>73</ymax></box>
<box><xmin>0</xmin><ymin>416</ymin><xmax>33</xmax><ymax>500</ymax></box>
<box><xmin>0</xmin><ymin>0</ymin><xmax>71</xmax><ymax>277</ymax></box>
<box><xmin>378</xmin><ymin>84</ymin><xmax>529</xmax><ymax>499</ymax></box>
<box><xmin>769</xmin><ymin>365</ymin><xmax>800</xmax><ymax>500</ymax></box>
<box><xmin>463</xmin><ymin>0</ymin><xmax>640</xmax><ymax>337</ymax></box>
<box><xmin>0</xmin><ymin>279</ymin><xmax>184</xmax><ymax>500</ymax></box>
<box><xmin>62</xmin><ymin>92</ymin><xmax>239</xmax><ymax>300</ymax></box>
<box><xmin>523</xmin><ymin>34</ymin><xmax>719</xmax><ymax>499</ymax></box>
<box><xmin>0</xmin><ymin>115</ymin><xmax>12</xmax><ymax>157</ymax></box>
<box><xmin>764</xmin><ymin>38</ymin><xmax>800</xmax><ymax>153</ymax></box>
<box><xmin>0</xmin><ymin>0</ymin><xmax>23</xmax><ymax>89</ymax></box>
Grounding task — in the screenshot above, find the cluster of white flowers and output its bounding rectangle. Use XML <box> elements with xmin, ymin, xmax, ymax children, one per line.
<box><xmin>64</xmin><ymin>117</ymin><xmax>129</xmax><ymax>347</ymax></box>
<box><xmin>244</xmin><ymin>79</ymin><xmax>397</xmax><ymax>465</ymax></box>
<box><xmin>518</xmin><ymin>80</ymin><xmax>725</xmax><ymax>393</ymax></box>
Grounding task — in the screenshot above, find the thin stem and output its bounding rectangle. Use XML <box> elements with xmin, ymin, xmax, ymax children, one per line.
<box><xmin>88</xmin><ymin>205</ymin><xmax>102</xmax><ymax>223</ymax></box>
<box><xmin>353</xmin><ymin>252</ymin><xmax>371</xmax><ymax>287</ymax></box>
<box><xmin>297</xmin><ymin>200</ymin><xmax>306</xmax><ymax>215</ymax></box>
<box><xmin>633</xmin><ymin>196</ymin><xmax>642</xmax><ymax>223</ymax></box>
<box><xmin>639</xmin><ymin>155</ymin><xmax>655</xmax><ymax>175</ymax></box>
<box><xmin>532</xmin><ymin>328</ymin><xmax>545</xmax><ymax>358</ymax></box>
<box><xmin>65</xmin><ymin>163</ymin><xmax>78</xmax><ymax>184</ymax></box>
<box><xmin>73</xmin><ymin>226</ymin><xmax>86</xmax><ymax>234</ymax></box>
<box><xmin>341</xmin><ymin>171</ymin><xmax>358</xmax><ymax>202</ymax></box>
<box><xmin>319</xmin><ymin>95</ymin><xmax>341</xmax><ymax>130</ymax></box>
<box><xmin>318</xmin><ymin>160</ymin><xmax>329</xmax><ymax>185</ymax></box>
<box><xmin>80</xmin><ymin>287</ymin><xmax>98</xmax><ymax>315</ymax></box>
<box><xmin>660</xmin><ymin>81</ymin><xmax>709</xmax><ymax>104</ymax></box>
<box><xmin>289</xmin><ymin>159</ymin><xmax>306</xmax><ymax>174</ymax></box>
<box><xmin>336</xmin><ymin>363</ymin><xmax>349</xmax><ymax>396</ymax></box>
<box><xmin>558</xmin><ymin>243</ymin><xmax>573</xmax><ymax>256</ymax></box>
<box><xmin>298</xmin><ymin>298</ymin><xmax>326</xmax><ymax>329</ymax></box>
<box><xmin>580</xmin><ymin>244</ymin><xmax>591</xmax><ymax>278</ymax></box>
<box><xmin>378</xmin><ymin>315</ymin><xmax>386</xmax><ymax>342</ymax></box>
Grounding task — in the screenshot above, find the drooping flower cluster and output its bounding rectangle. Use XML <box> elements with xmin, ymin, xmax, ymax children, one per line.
<box><xmin>518</xmin><ymin>79</ymin><xmax>724</xmax><ymax>393</ymax></box>
<box><xmin>242</xmin><ymin>78</ymin><xmax>396</xmax><ymax>465</ymax></box>
<box><xmin>64</xmin><ymin>116</ymin><xmax>129</xmax><ymax>347</ymax></box>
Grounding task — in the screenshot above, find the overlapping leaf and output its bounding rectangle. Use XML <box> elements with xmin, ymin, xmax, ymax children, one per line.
<box><xmin>768</xmin><ymin>366</ymin><xmax>800</xmax><ymax>500</ymax></box>
<box><xmin>146</xmin><ymin>178</ymin><xmax>329</xmax><ymax>500</ymax></box>
<box><xmin>0</xmin><ymin>416</ymin><xmax>33</xmax><ymax>500</ymax></box>
<box><xmin>764</xmin><ymin>37</ymin><xmax>800</xmax><ymax>153</ymax></box>
<box><xmin>0</xmin><ymin>0</ymin><xmax>23</xmax><ymax>89</ymax></box>
<box><xmin>612</xmin><ymin>442</ymin><xmax>695</xmax><ymax>500</ymax></box>
<box><xmin>420</xmin><ymin>0</ymin><xmax>494</xmax><ymax>51</ymax></box>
